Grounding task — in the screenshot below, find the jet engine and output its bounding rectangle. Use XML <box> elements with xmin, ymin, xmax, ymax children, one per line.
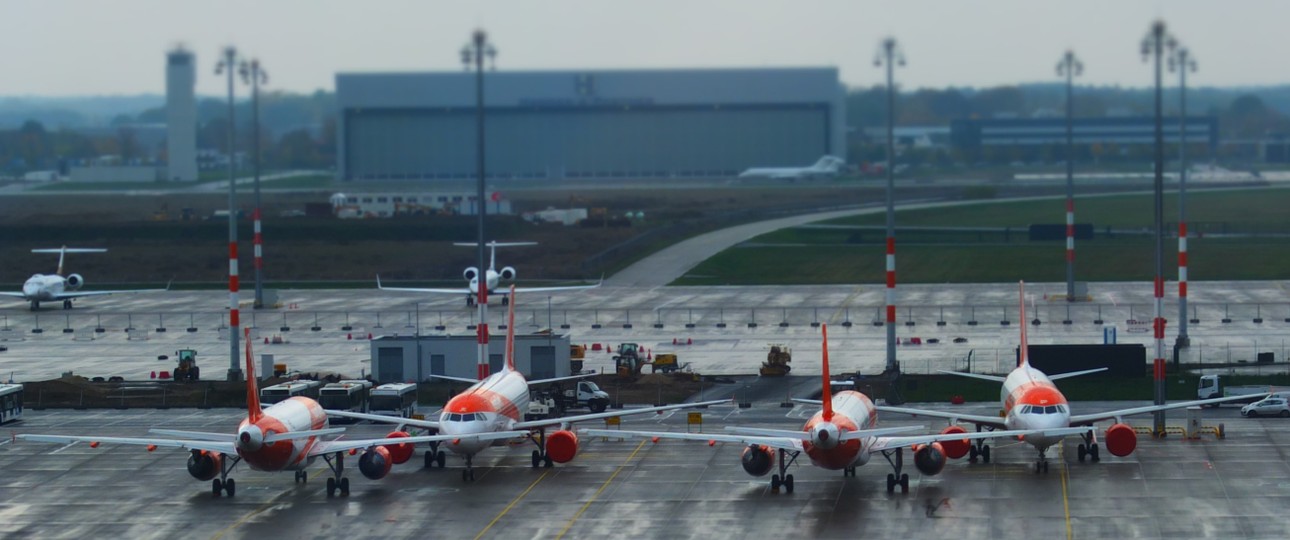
<box><xmin>1104</xmin><ymin>423</ymin><xmax>1137</xmax><ymax>457</ymax></box>
<box><xmin>358</xmin><ymin>446</ymin><xmax>393</xmax><ymax>480</ymax></box>
<box><xmin>545</xmin><ymin>430</ymin><xmax>579</xmax><ymax>463</ymax></box>
<box><xmin>383</xmin><ymin>431</ymin><xmax>414</xmax><ymax>464</ymax></box>
<box><xmin>463</xmin><ymin>267</ymin><xmax>479</xmax><ymax>282</ymax></box>
<box><xmin>187</xmin><ymin>450</ymin><xmax>222</xmax><ymax>481</ymax></box>
<box><xmin>938</xmin><ymin>425</ymin><xmax>970</xmax><ymax>459</ymax></box>
<box><xmin>912</xmin><ymin>442</ymin><xmax>948</xmax><ymax>476</ymax></box>
<box><xmin>65</xmin><ymin>274</ymin><xmax>84</xmax><ymax>290</ymax></box>
<box><xmin>499</xmin><ymin>266</ymin><xmax>516</xmax><ymax>281</ymax></box>
<box><xmin>741</xmin><ymin>444</ymin><xmax>775</xmax><ymax>477</ymax></box>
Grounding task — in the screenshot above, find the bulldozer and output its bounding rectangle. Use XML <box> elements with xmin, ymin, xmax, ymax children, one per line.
<box><xmin>760</xmin><ymin>344</ymin><xmax>792</xmax><ymax>376</ymax></box>
<box><xmin>173</xmin><ymin>349</ymin><xmax>200</xmax><ymax>382</ymax></box>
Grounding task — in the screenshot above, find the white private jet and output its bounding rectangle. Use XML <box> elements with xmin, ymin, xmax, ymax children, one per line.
<box><xmin>377</xmin><ymin>240</ymin><xmax>599</xmax><ymax>306</ymax></box>
<box><xmin>738</xmin><ymin>155</ymin><xmax>845</xmax><ymax>179</ymax></box>
<box><xmin>1</xmin><ymin>247</ymin><xmax>167</xmax><ymax>310</ymax></box>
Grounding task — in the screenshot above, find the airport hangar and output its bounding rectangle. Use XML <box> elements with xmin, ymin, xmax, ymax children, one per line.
<box><xmin>335</xmin><ymin>67</ymin><xmax>847</xmax><ymax>181</ymax></box>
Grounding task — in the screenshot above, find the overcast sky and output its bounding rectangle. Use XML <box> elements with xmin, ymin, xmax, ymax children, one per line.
<box><xmin>2</xmin><ymin>0</ymin><xmax>1283</xmax><ymax>97</ymax></box>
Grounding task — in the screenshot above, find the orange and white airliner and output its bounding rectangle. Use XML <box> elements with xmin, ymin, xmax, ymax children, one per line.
<box><xmin>582</xmin><ymin>324</ymin><xmax>1087</xmax><ymax>493</ymax></box>
<box><xmin>19</xmin><ymin>329</ymin><xmax>463</xmax><ymax>497</ymax></box>
<box><xmin>878</xmin><ymin>281</ymin><xmax>1259</xmax><ymax>473</ymax></box>
<box><xmin>327</xmin><ymin>286</ymin><xmax>728</xmax><ymax>481</ymax></box>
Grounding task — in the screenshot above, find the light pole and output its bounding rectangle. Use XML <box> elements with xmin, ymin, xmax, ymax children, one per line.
<box><xmin>215</xmin><ymin>46</ymin><xmax>242</xmax><ymax>381</ymax></box>
<box><xmin>1056</xmin><ymin>51</ymin><xmax>1083</xmax><ymax>303</ymax></box>
<box><xmin>874</xmin><ymin>37</ymin><xmax>904</xmax><ymax>374</ymax></box>
<box><xmin>1170</xmin><ymin>47</ymin><xmax>1196</xmax><ymax>349</ymax></box>
<box><xmin>462</xmin><ymin>29</ymin><xmax>497</xmax><ymax>380</ymax></box>
<box><xmin>1142</xmin><ymin>21</ymin><xmax>1174</xmax><ymax>434</ymax></box>
<box><xmin>240</xmin><ymin>59</ymin><xmax>268</xmax><ymax>310</ymax></box>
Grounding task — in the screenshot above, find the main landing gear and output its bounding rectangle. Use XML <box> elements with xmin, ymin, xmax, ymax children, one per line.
<box><xmin>770</xmin><ymin>448</ymin><xmax>798</xmax><ymax>494</ymax></box>
<box><xmin>881</xmin><ymin>447</ymin><xmax>909</xmax><ymax>493</ymax></box>
<box><xmin>465</xmin><ymin>294</ymin><xmax>476</xmax><ymax>307</ymax></box>
<box><xmin>968</xmin><ymin>427</ymin><xmax>992</xmax><ymax>463</ymax></box>
<box><xmin>322</xmin><ymin>451</ymin><xmax>351</xmax><ymax>496</ymax></box>
<box><xmin>529</xmin><ymin>430</ymin><xmax>554</xmax><ymax>469</ymax></box>
<box><xmin>211</xmin><ymin>453</ymin><xmax>242</xmax><ymax>497</ymax></box>
<box><xmin>1076</xmin><ymin>430</ymin><xmax>1101</xmax><ymax>463</ymax></box>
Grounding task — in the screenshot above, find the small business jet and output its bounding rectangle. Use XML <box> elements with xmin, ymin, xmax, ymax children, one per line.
<box><xmin>1</xmin><ymin>247</ymin><xmax>166</xmax><ymax>310</ymax></box>
<box><xmin>377</xmin><ymin>241</ymin><xmax>599</xmax><ymax>306</ymax></box>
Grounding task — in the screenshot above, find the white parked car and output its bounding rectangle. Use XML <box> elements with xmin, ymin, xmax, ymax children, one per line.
<box><xmin>1241</xmin><ymin>397</ymin><xmax>1290</xmax><ymax>418</ymax></box>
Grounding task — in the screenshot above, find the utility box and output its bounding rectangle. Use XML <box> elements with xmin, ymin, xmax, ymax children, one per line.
<box><xmin>1186</xmin><ymin>406</ymin><xmax>1202</xmax><ymax>437</ymax></box>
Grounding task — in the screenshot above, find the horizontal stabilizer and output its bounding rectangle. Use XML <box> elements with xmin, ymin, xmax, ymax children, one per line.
<box><xmin>1048</xmin><ymin>367</ymin><xmax>1110</xmax><ymax>381</ymax></box>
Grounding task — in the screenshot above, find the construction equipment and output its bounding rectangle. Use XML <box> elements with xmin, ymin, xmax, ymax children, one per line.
<box><xmin>614</xmin><ymin>343</ymin><xmax>645</xmax><ymax>378</ymax></box>
<box><xmin>760</xmin><ymin>344</ymin><xmax>792</xmax><ymax>376</ymax></box>
<box><xmin>651</xmin><ymin>353</ymin><xmax>680</xmax><ymax>373</ymax></box>
<box><xmin>173</xmin><ymin>349</ymin><xmax>200</xmax><ymax>381</ymax></box>
<box><xmin>570</xmin><ymin>344</ymin><xmax>587</xmax><ymax>373</ymax></box>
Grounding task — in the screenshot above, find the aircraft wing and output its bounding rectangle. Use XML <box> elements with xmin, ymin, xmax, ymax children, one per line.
<box><xmin>376</xmin><ymin>276</ymin><xmax>469</xmax><ymax>295</ymax></box>
<box><xmin>309</xmin><ymin>431</ymin><xmax>527</xmax><ymax>456</ymax></box>
<box><xmin>512</xmin><ymin>399</ymin><xmax>730</xmax><ymax>430</ymax></box>
<box><xmin>0</xmin><ymin>292</ymin><xmax>27</xmax><ymax>298</ymax></box>
<box><xmin>724</xmin><ymin>425</ymin><xmax>924</xmax><ymax>441</ymax></box>
<box><xmin>428</xmin><ymin>374</ymin><xmax>483</xmax><ymax>384</ymax></box>
<box><xmin>499</xmin><ymin>282</ymin><xmax>602</xmax><ymax>295</ymax></box>
<box><xmin>1048</xmin><ymin>368</ymin><xmax>1110</xmax><ymax>381</ymax></box>
<box><xmin>324</xmin><ymin>410</ymin><xmax>441</xmax><ymax>430</ymax></box>
<box><xmin>1068</xmin><ymin>394</ymin><xmax>1265</xmax><ymax>425</ymax></box>
<box><xmin>527</xmin><ymin>372</ymin><xmax>597</xmax><ymax>386</ymax></box>
<box><xmin>580</xmin><ymin>428</ymin><xmax>803</xmax><ymax>452</ymax></box>
<box><xmin>19</xmin><ymin>433</ymin><xmax>235</xmax><ymax>455</ymax></box>
<box><xmin>869</xmin><ymin>427</ymin><xmax>1093</xmax><ymax>453</ymax></box>
<box><xmin>875</xmin><ymin>405</ymin><xmax>1008</xmax><ymax>430</ymax></box>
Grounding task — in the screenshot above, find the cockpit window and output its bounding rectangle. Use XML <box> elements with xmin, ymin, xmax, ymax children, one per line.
<box><xmin>1045</xmin><ymin>406</ymin><xmax>1057</xmax><ymax>414</ymax></box>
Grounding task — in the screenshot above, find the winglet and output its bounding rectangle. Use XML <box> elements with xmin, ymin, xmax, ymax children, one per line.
<box><xmin>1018</xmin><ymin>280</ymin><xmax>1029</xmax><ymax>367</ymax></box>
<box><xmin>821</xmin><ymin>324</ymin><xmax>833</xmax><ymax>421</ymax></box>
<box><xmin>505</xmin><ymin>284</ymin><xmax>516</xmax><ymax>372</ymax></box>
<box><xmin>244</xmin><ymin>327</ymin><xmax>263</xmax><ymax>422</ymax></box>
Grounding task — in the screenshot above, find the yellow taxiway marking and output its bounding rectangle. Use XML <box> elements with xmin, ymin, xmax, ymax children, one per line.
<box><xmin>210</xmin><ymin>467</ymin><xmax>326</xmax><ymax>540</ymax></box>
<box><xmin>829</xmin><ymin>286</ymin><xmax>863</xmax><ymax>324</ymax></box>
<box><xmin>1060</xmin><ymin>460</ymin><xmax>1073</xmax><ymax>540</ymax></box>
<box><xmin>554</xmin><ymin>440</ymin><xmax>647</xmax><ymax>540</ymax></box>
<box><xmin>473</xmin><ymin>470</ymin><xmax>551</xmax><ymax>540</ymax></box>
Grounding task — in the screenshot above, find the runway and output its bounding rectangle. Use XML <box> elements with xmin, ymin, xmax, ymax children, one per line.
<box><xmin>2</xmin><ymin>281</ymin><xmax>1289</xmax><ymax>382</ymax></box>
<box><xmin>3</xmin><ymin>401</ymin><xmax>1289</xmax><ymax>539</ymax></box>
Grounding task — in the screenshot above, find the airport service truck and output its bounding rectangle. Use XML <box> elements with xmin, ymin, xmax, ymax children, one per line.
<box><xmin>1197</xmin><ymin>375</ymin><xmax>1289</xmax><ymax>405</ymax></box>
<box><xmin>526</xmin><ymin>380</ymin><xmax>611</xmax><ymax>419</ymax></box>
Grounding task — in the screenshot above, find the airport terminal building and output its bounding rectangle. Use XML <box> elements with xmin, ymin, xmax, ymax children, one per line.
<box><xmin>335</xmin><ymin>67</ymin><xmax>846</xmax><ymax>181</ymax></box>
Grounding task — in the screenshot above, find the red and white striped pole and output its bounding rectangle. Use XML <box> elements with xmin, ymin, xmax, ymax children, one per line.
<box><xmin>877</xmin><ymin>37</ymin><xmax>903</xmax><ymax>374</ymax></box>
<box><xmin>253</xmin><ymin>208</ymin><xmax>263</xmax><ymax>308</ymax></box>
<box><xmin>476</xmin><ymin>280</ymin><xmax>490</xmax><ymax>380</ymax></box>
<box><xmin>229</xmin><ymin>240</ymin><xmax>241</xmax><ymax>376</ymax></box>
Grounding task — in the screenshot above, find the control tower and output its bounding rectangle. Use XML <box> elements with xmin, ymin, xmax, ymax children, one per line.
<box><xmin>165</xmin><ymin>47</ymin><xmax>197</xmax><ymax>181</ymax></box>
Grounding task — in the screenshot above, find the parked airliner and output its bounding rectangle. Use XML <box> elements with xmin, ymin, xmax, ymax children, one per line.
<box><xmin>877</xmin><ymin>281</ymin><xmax>1260</xmax><ymax>473</ymax></box>
<box><xmin>583</xmin><ymin>324</ymin><xmax>1087</xmax><ymax>493</ymax></box>
<box><xmin>328</xmin><ymin>285</ymin><xmax>727</xmax><ymax>481</ymax></box>
<box><xmin>20</xmin><ymin>329</ymin><xmax>463</xmax><ymax>497</ymax></box>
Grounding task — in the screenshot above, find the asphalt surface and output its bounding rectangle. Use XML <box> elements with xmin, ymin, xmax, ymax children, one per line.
<box><xmin>2</xmin><ymin>281</ymin><xmax>1289</xmax><ymax>383</ymax></box>
<box><xmin>2</xmin><ymin>400</ymin><xmax>1286</xmax><ymax>539</ymax></box>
